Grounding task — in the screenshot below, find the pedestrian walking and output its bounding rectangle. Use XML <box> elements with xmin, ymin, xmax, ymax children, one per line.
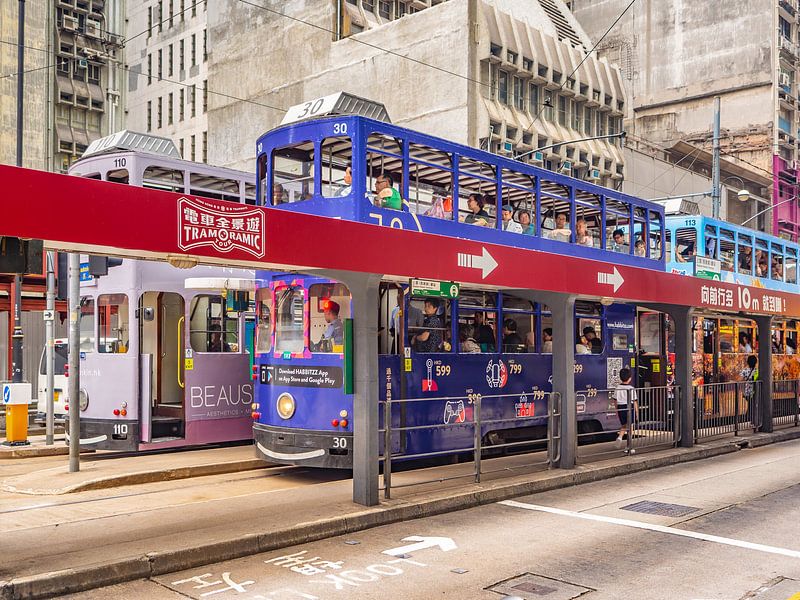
<box><xmin>615</xmin><ymin>367</ymin><xmax>638</xmax><ymax>450</ymax></box>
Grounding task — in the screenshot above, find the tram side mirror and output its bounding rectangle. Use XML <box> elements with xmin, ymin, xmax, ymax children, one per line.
<box><xmin>137</xmin><ymin>307</ymin><xmax>155</xmax><ymax>321</ymax></box>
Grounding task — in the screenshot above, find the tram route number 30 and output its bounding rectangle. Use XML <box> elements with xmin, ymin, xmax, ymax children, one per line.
<box><xmin>332</xmin><ymin>437</ymin><xmax>347</xmax><ymax>449</ymax></box>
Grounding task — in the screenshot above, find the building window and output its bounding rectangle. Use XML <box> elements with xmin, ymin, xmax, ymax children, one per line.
<box><xmin>57</xmin><ymin>56</ymin><xmax>70</xmax><ymax>76</ymax></box>
<box><xmin>179</xmin><ymin>138</ymin><xmax>185</xmax><ymax>157</ymax></box>
<box><xmin>168</xmin><ymin>44</ymin><xmax>173</xmax><ymax>76</ymax></box>
<box><xmin>169</xmin><ymin>0</ymin><xmax>174</xmax><ymax>27</ymax></box>
<box><xmin>203</xmin><ymin>29</ymin><xmax>207</xmax><ymax>61</ymax></box>
<box><xmin>158</xmin><ymin>0</ymin><xmax>163</xmax><ymax>32</ymax></box>
<box><xmin>498</xmin><ymin>70</ymin><xmax>508</xmax><ymax>105</ymax></box>
<box><xmin>528</xmin><ymin>83</ymin><xmax>539</xmax><ymax>114</ymax></box>
<box><xmin>168</xmin><ymin>92</ymin><xmax>174</xmax><ymax>124</ymax></box>
<box><xmin>147</xmin><ymin>100</ymin><xmax>152</xmax><ymax>131</ymax></box>
<box><xmin>88</xmin><ymin>63</ymin><xmax>100</xmax><ymax>85</ymax></box>
<box><xmin>571</xmin><ymin>100</ymin><xmax>581</xmax><ymax>131</ymax></box>
<box><xmin>147</xmin><ymin>53</ymin><xmax>152</xmax><ymax>84</ymax></box>
<box><xmin>157</xmin><ymin>97</ymin><xmax>163</xmax><ymax>128</ymax></box>
<box><xmin>203</xmin><ymin>80</ymin><xmax>208</xmax><ymax>112</ymax></box>
<box><xmin>203</xmin><ymin>131</ymin><xmax>207</xmax><ymax>163</ymax></box>
<box><xmin>179</xmin><ymin>39</ymin><xmax>185</xmax><ymax>71</ymax></box>
<box><xmin>158</xmin><ymin>48</ymin><xmax>163</xmax><ymax>80</ymax></box>
<box><xmin>191</xmin><ymin>34</ymin><xmax>196</xmax><ymax>66</ymax></box>
<box><xmin>147</xmin><ymin>6</ymin><xmax>152</xmax><ymax>37</ymax></box>
<box><xmin>514</xmin><ymin>76</ymin><xmax>524</xmax><ymax>110</ymax></box>
<box><xmin>584</xmin><ymin>106</ymin><xmax>592</xmax><ymax>135</ymax></box>
<box><xmin>558</xmin><ymin>95</ymin><xmax>567</xmax><ymax>126</ymax></box>
<box><xmin>179</xmin><ymin>88</ymin><xmax>185</xmax><ymax>121</ymax></box>
<box><xmin>191</xmin><ymin>134</ymin><xmax>196</xmax><ymax>161</ymax></box>
<box><xmin>192</xmin><ymin>0</ymin><xmax>197</xmax><ymax>16</ymax></box>
<box><xmin>191</xmin><ymin>84</ymin><xmax>196</xmax><ymax>116</ymax></box>
<box><xmin>180</xmin><ymin>0</ymin><xmax>185</xmax><ymax>20</ymax></box>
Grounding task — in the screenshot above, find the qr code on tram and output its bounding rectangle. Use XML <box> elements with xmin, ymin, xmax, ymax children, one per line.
<box><xmin>606</xmin><ymin>357</ymin><xmax>623</xmax><ymax>390</ymax></box>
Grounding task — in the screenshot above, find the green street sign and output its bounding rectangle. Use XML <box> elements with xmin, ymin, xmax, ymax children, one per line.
<box><xmin>696</xmin><ymin>271</ymin><xmax>721</xmax><ymax>281</ymax></box>
<box><xmin>411</xmin><ymin>279</ymin><xmax>460</xmax><ymax>299</ymax></box>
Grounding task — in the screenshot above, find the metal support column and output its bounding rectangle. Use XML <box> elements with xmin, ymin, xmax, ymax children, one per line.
<box><xmin>711</xmin><ymin>96</ymin><xmax>721</xmax><ymax>219</ymax></box>
<box><xmin>754</xmin><ymin>315</ymin><xmax>773</xmax><ymax>433</ymax></box>
<box><xmin>68</xmin><ymin>253</ymin><xmax>81</xmax><ymax>472</ymax></box>
<box><xmin>316</xmin><ymin>270</ymin><xmax>383</xmax><ymax>506</ymax></box>
<box><xmin>45</xmin><ymin>252</ymin><xmax>55</xmax><ymax>445</ymax></box>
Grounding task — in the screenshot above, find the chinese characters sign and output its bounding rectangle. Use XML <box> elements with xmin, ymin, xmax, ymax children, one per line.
<box><xmin>700</xmin><ymin>284</ymin><xmax>787</xmax><ymax>315</ymax></box>
<box><xmin>179</xmin><ymin>197</ymin><xmax>265</xmax><ymax>258</ymax></box>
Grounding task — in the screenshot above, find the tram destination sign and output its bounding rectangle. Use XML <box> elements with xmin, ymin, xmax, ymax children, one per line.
<box><xmin>411</xmin><ymin>279</ymin><xmax>460</xmax><ymax>299</ymax></box>
<box><xmin>694</xmin><ymin>256</ymin><xmax>721</xmax><ymax>280</ymax></box>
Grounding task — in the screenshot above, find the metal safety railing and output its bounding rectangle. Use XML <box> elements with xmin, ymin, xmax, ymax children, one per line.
<box><xmin>772</xmin><ymin>379</ymin><xmax>800</xmax><ymax>429</ymax></box>
<box><xmin>693</xmin><ymin>381</ymin><xmax>761</xmax><ymax>441</ymax></box>
<box><xmin>380</xmin><ymin>391</ymin><xmax>560</xmax><ymax>499</ymax></box>
<box><xmin>576</xmin><ymin>385</ymin><xmax>678</xmax><ymax>460</ymax></box>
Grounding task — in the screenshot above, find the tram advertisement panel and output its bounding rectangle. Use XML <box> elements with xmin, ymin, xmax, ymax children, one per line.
<box><xmin>185</xmin><ymin>354</ymin><xmax>253</xmax><ymax>421</ymax></box>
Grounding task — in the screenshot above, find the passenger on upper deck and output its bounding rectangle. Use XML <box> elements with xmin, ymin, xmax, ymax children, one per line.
<box><xmin>501</xmin><ymin>205</ymin><xmax>523</xmax><ymax>233</ymax></box>
<box><xmin>755</xmin><ymin>250</ymin><xmax>768</xmax><ymax>277</ymax></box>
<box><xmin>548</xmin><ymin>213</ymin><xmax>571</xmax><ymax>243</ymax></box>
<box><xmin>676</xmin><ymin>241</ymin><xmax>695</xmax><ymax>262</ymax></box>
<box><xmin>611</xmin><ymin>229</ymin><xmax>628</xmax><ymax>253</ymax></box>
<box><xmin>273</xmin><ymin>183</ymin><xmax>288</xmax><ymax>205</ymax></box>
<box><xmin>374</xmin><ymin>172</ymin><xmax>402</xmax><ymax>210</ymax></box>
<box><xmin>463</xmin><ymin>194</ymin><xmax>491</xmax><ymax>227</ymax></box>
<box><xmin>335</xmin><ymin>165</ymin><xmax>352</xmax><ymax>197</ymax></box>
<box><xmin>518</xmin><ymin>211</ymin><xmax>535</xmax><ymax>235</ymax></box>
<box><xmin>634</xmin><ymin>238</ymin><xmax>646</xmax><ymax>257</ymax></box>
<box><xmin>772</xmin><ymin>256</ymin><xmax>784</xmax><ymax>280</ymax></box>
<box><xmin>575</xmin><ymin>218</ymin><xmax>593</xmax><ymax>248</ymax></box>
<box><xmin>739</xmin><ymin>246</ymin><xmax>752</xmax><ymax>273</ymax></box>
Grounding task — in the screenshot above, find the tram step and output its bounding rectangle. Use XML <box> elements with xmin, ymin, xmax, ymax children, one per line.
<box><xmin>151</xmin><ymin>418</ymin><xmax>184</xmax><ymax>439</ymax></box>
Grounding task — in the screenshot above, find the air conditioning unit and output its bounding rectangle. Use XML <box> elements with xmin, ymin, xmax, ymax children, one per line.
<box><xmin>780</xmin><ymin>72</ymin><xmax>791</xmax><ymax>88</ymax></box>
<box><xmin>532</xmin><ymin>151</ymin><xmax>544</xmax><ymax>165</ymax></box>
<box><xmin>63</xmin><ymin>15</ymin><xmax>78</xmax><ymax>31</ymax></box>
<box><xmin>502</xmin><ymin>141</ymin><xmax>514</xmax><ymax>154</ymax></box>
<box><xmin>86</xmin><ymin>19</ymin><xmax>101</xmax><ymax>38</ymax></box>
<box><xmin>560</xmin><ymin>160</ymin><xmax>572</xmax><ymax>174</ymax></box>
<box><xmin>77</xmin><ymin>58</ymin><xmax>88</xmax><ymax>68</ymax></box>
<box><xmin>588</xmin><ymin>168</ymin><xmax>601</xmax><ymax>180</ymax></box>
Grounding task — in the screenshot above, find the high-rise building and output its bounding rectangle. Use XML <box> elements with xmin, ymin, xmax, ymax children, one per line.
<box><xmin>124</xmin><ymin>0</ymin><xmax>209</xmax><ymax>162</ymax></box>
<box><xmin>570</xmin><ymin>0</ymin><xmax>796</xmax><ymax>239</ymax></box>
<box><xmin>207</xmin><ymin>0</ymin><xmax>626</xmax><ymax>188</ymax></box>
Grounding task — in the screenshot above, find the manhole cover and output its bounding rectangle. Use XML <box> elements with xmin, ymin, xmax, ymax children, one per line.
<box><xmin>620</xmin><ymin>500</ymin><xmax>698</xmax><ymax>518</ymax></box>
<box><xmin>488</xmin><ymin>574</ymin><xmax>593</xmax><ymax>599</ymax></box>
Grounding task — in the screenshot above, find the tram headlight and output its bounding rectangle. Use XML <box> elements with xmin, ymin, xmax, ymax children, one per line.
<box><xmin>78</xmin><ymin>389</ymin><xmax>89</xmax><ymax>412</ymax></box>
<box><xmin>276</xmin><ymin>393</ymin><xmax>296</xmax><ymax>420</ymax></box>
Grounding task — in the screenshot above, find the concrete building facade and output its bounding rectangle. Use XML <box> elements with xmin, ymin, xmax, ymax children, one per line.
<box><xmin>124</xmin><ymin>0</ymin><xmax>210</xmax><ymax>162</ymax></box>
<box><xmin>208</xmin><ymin>0</ymin><xmax>626</xmax><ymax>189</ymax></box>
<box><xmin>570</xmin><ymin>0</ymin><xmax>797</xmax><ymax>239</ymax></box>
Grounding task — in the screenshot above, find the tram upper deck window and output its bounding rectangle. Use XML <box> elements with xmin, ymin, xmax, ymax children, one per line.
<box><xmin>540</xmin><ymin>178</ymin><xmax>571</xmax><ymax>243</ymax></box>
<box><xmin>502</xmin><ymin>294</ymin><xmax>536</xmax><ymax>353</ymax></box>
<box><xmin>320</xmin><ymin>136</ymin><xmax>353</xmax><ymax>198</ymax></box>
<box><xmin>633</xmin><ymin>208</ymin><xmax>647</xmax><ymax>257</ymax></box>
<box><xmin>309</xmin><ymin>283</ymin><xmax>351</xmax><ymax>353</ymax></box>
<box><xmin>771</xmin><ymin>243</ymin><xmax>784</xmax><ymax>281</ymax></box>
<box><xmin>409</xmin><ymin>143</ymin><xmax>453</xmax><ymax>220</ymax></box>
<box><xmin>649</xmin><ymin>211</ymin><xmax>663</xmax><ymax>260</ymax></box>
<box><xmin>272</xmin><ymin>142</ymin><xmax>315</xmax><ymax>205</ymax></box>
<box><xmin>275</xmin><ymin>287</ymin><xmax>305</xmax><ymax>354</ymax></box>
<box><xmin>189</xmin><ymin>173</ymin><xmax>241</xmax><ymax>203</ymax></box>
<box><xmin>409</xmin><ymin>297</ymin><xmax>450</xmax><ymax>353</ymax></box>
<box><xmin>245</xmin><ymin>183</ymin><xmax>257</xmax><ymax>206</ymax></box>
<box><xmin>704</xmin><ymin>224</ymin><xmax>717</xmax><ymax>259</ymax></box>
<box><xmin>756</xmin><ymin>238</ymin><xmax>769</xmax><ymax>277</ymax></box>
<box><xmin>255</xmin><ymin>288</ymin><xmax>272</xmax><ymax>354</ymax></box>
<box><xmin>605</xmin><ymin>197</ymin><xmax>630</xmax><ymax>253</ymax></box>
<box><xmin>501</xmin><ymin>169</ymin><xmax>536</xmax><ymax>235</ymax></box>
<box><xmin>457</xmin><ymin>291</ymin><xmax>497</xmax><ymax>352</ymax></box>
<box><xmin>80</xmin><ymin>297</ymin><xmax>95</xmax><ymax>353</ymax></box>
<box><xmin>189</xmin><ymin>294</ymin><xmax>239</xmax><ymax>353</ymax></box>
<box><xmin>787</xmin><ymin>247</ymin><xmax>797</xmax><ymax>284</ymax></box>
<box><xmin>97</xmin><ymin>294</ymin><xmax>129</xmax><ymax>353</ymax></box>
<box><xmin>719</xmin><ymin>229</ymin><xmax>735</xmax><ymax>272</ymax></box>
<box><xmin>575</xmin><ymin>191</ymin><xmax>601</xmax><ymax>248</ymax></box>
<box><xmin>786</xmin><ymin>321</ymin><xmax>798</xmax><ymax>354</ymax></box>
<box><xmin>738</xmin><ymin>233</ymin><xmax>753</xmax><ymax>275</ymax></box>
<box><xmin>366</xmin><ymin>133</ymin><xmax>403</xmax><ymax>210</ymax></box>
<box><xmin>458</xmin><ymin>157</ymin><xmax>496</xmax><ymax>228</ymax></box>
<box><xmin>142</xmin><ymin>165</ymin><xmax>184</xmax><ymax>192</ymax></box>
<box><xmin>675</xmin><ymin>228</ymin><xmax>696</xmax><ymax>262</ymax></box>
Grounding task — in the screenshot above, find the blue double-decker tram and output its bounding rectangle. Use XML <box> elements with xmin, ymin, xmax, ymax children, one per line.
<box><xmin>250</xmin><ymin>101</ymin><xmax>667</xmax><ymax>468</ymax></box>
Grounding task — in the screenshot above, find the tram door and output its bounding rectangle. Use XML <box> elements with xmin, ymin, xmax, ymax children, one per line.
<box><xmin>139</xmin><ymin>292</ymin><xmax>185</xmax><ymax>443</ymax></box>
<box><xmin>637</xmin><ymin>310</ymin><xmax>670</xmax><ymax>427</ymax></box>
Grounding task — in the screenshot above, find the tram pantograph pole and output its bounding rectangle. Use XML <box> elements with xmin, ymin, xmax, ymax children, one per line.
<box><xmin>68</xmin><ymin>253</ymin><xmax>81</xmax><ymax>472</ymax></box>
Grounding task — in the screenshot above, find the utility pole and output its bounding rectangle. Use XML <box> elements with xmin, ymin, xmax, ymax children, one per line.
<box><xmin>45</xmin><ymin>252</ymin><xmax>55</xmax><ymax>445</ymax></box>
<box><xmin>68</xmin><ymin>253</ymin><xmax>80</xmax><ymax>472</ymax></box>
<box><xmin>711</xmin><ymin>96</ymin><xmax>721</xmax><ymax>219</ymax></box>
<box><xmin>12</xmin><ymin>0</ymin><xmax>26</xmax><ymax>386</ymax></box>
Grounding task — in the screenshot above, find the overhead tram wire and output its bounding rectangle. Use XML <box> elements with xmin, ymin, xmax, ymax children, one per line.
<box><xmin>237</xmin><ymin>0</ymin><xmax>491</xmax><ymax>90</ymax></box>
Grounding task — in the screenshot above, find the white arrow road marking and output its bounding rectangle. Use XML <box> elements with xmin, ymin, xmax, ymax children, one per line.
<box><xmin>457</xmin><ymin>247</ymin><xmax>498</xmax><ymax>279</ymax></box>
<box><xmin>382</xmin><ymin>536</ymin><xmax>457</xmax><ymax>557</ymax></box>
<box><xmin>500</xmin><ymin>500</ymin><xmax>800</xmax><ymax>559</ymax></box>
<box><xmin>597</xmin><ymin>266</ymin><xmax>624</xmax><ymax>292</ymax></box>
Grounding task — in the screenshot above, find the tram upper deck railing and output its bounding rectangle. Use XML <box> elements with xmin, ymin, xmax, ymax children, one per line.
<box><xmin>256</xmin><ymin>115</ymin><xmax>665</xmax><ymax>271</ymax></box>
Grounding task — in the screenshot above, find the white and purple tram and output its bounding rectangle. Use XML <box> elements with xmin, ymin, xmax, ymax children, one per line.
<box><xmin>64</xmin><ymin>132</ymin><xmax>258</xmax><ymax>451</ymax></box>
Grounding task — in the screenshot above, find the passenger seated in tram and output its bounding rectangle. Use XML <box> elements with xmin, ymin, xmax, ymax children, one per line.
<box><xmin>583</xmin><ymin>326</ymin><xmax>602</xmax><ymax>354</ymax></box>
<box><xmin>473</xmin><ymin>311</ymin><xmax>496</xmax><ymax>351</ymax></box>
<box><xmin>459</xmin><ymin>325</ymin><xmax>481</xmax><ymax>353</ymax></box>
<box><xmin>501</xmin><ymin>204</ymin><xmax>523</xmax><ymax>233</ymax></box>
<box><xmin>772</xmin><ymin>256</ymin><xmax>784</xmax><ymax>280</ymax></box>
<box><xmin>675</xmin><ymin>241</ymin><xmax>695</xmax><ymax>262</ymax></box>
<box><xmin>576</xmin><ymin>335</ymin><xmax>592</xmax><ymax>354</ymax></box>
<box><xmin>548</xmin><ymin>213</ymin><xmax>572</xmax><ymax>243</ymax></box>
<box><xmin>463</xmin><ymin>193</ymin><xmax>492</xmax><ymax>227</ymax></box>
<box><xmin>518</xmin><ymin>210</ymin><xmax>535</xmax><ymax>235</ymax></box>
<box><xmin>787</xmin><ymin>337</ymin><xmax>797</xmax><ymax>355</ymax></box>
<box><xmin>634</xmin><ymin>238</ymin><xmax>646</xmax><ymax>257</ymax></box>
<box><xmin>575</xmin><ymin>218</ymin><xmax>593</xmax><ymax>248</ymax></box>
<box><xmin>502</xmin><ymin>319</ymin><xmax>524</xmax><ymax>352</ymax></box>
<box><xmin>207</xmin><ymin>324</ymin><xmax>232</xmax><ymax>353</ymax></box>
<box><xmin>611</xmin><ymin>229</ymin><xmax>628</xmax><ymax>253</ymax></box>
<box><xmin>755</xmin><ymin>250</ymin><xmax>768</xmax><ymax>277</ymax></box>
<box><xmin>273</xmin><ymin>183</ymin><xmax>288</xmax><ymax>205</ymax></box>
<box><xmin>739</xmin><ymin>332</ymin><xmax>753</xmax><ymax>354</ymax></box>
<box><xmin>739</xmin><ymin>246</ymin><xmax>752</xmax><ymax>273</ymax></box>
<box><xmin>335</xmin><ymin>165</ymin><xmax>352</xmax><ymax>197</ymax></box>
<box><xmin>373</xmin><ymin>171</ymin><xmax>402</xmax><ymax>210</ymax></box>
<box><xmin>411</xmin><ymin>298</ymin><xmax>443</xmax><ymax>352</ymax></box>
<box><xmin>541</xmin><ymin>328</ymin><xmax>553</xmax><ymax>353</ymax></box>
<box><xmin>312</xmin><ymin>300</ymin><xmax>343</xmax><ymax>352</ymax></box>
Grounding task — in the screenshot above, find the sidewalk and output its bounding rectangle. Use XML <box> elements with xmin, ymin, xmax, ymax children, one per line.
<box><xmin>2</xmin><ymin>428</ymin><xmax>800</xmax><ymax>600</ymax></box>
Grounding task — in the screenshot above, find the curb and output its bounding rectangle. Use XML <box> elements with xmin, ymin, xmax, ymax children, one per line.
<box><xmin>0</xmin><ymin>445</ymin><xmax>72</xmax><ymax>460</ymax></box>
<box><xmin>3</xmin><ymin>429</ymin><xmax>800</xmax><ymax>599</ymax></box>
<box><xmin>1</xmin><ymin>459</ymin><xmax>269</xmax><ymax>495</ymax></box>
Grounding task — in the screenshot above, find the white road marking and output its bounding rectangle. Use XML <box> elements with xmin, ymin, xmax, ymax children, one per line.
<box><xmin>500</xmin><ymin>500</ymin><xmax>800</xmax><ymax>559</ymax></box>
<box><xmin>382</xmin><ymin>536</ymin><xmax>457</xmax><ymax>557</ymax></box>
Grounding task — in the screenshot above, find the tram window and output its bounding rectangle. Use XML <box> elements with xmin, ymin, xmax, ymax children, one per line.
<box><xmin>605</xmin><ymin>197</ymin><xmax>630</xmax><ymax>253</ymax></box>
<box><xmin>649</xmin><ymin>211</ymin><xmax>663</xmax><ymax>260</ymax></box>
<box><xmin>577</xmin><ymin>317</ymin><xmax>602</xmax><ymax>354</ymax></box>
<box><xmin>540</xmin><ymin>314</ymin><xmax>553</xmax><ymax>354</ymax></box>
<box><xmin>755</xmin><ymin>238</ymin><xmax>769</xmax><ymax>278</ymax></box>
<box><xmin>309</xmin><ymin>283</ymin><xmax>351</xmax><ymax>353</ymax></box>
<box><xmin>458</xmin><ymin>157</ymin><xmax>496</xmax><ymax>228</ymax></box>
<box><xmin>97</xmin><ymin>294</ymin><xmax>129</xmax><ymax>353</ymax></box>
<box><xmin>738</xmin><ymin>234</ymin><xmax>753</xmax><ymax>275</ymax></box>
<box><xmin>272</xmin><ymin>142</ymin><xmax>315</xmax><ymax>204</ymax></box>
<box><xmin>772</xmin><ymin>325</ymin><xmax>785</xmax><ymax>354</ymax></box>
<box><xmin>633</xmin><ymin>219</ymin><xmax>646</xmax><ymax>257</ymax></box>
<box><xmin>675</xmin><ymin>228</ymin><xmax>696</xmax><ymax>262</ymax></box>
<box><xmin>457</xmin><ymin>291</ymin><xmax>497</xmax><ymax>352</ymax></box>
<box><xmin>189</xmin><ymin>174</ymin><xmax>241</xmax><ymax>203</ymax></box>
<box><xmin>409</xmin><ymin>143</ymin><xmax>453</xmax><ymax>220</ymax></box>
<box><xmin>638</xmin><ymin>312</ymin><xmax>662</xmax><ymax>354</ymax></box>
<box><xmin>409</xmin><ymin>297</ymin><xmax>450</xmax><ymax>353</ymax></box>
<box><xmin>502</xmin><ymin>294</ymin><xmax>536</xmax><ymax>352</ymax></box>
<box><xmin>107</xmin><ymin>168</ymin><xmax>129</xmax><ymax>184</ymax></box>
<box><xmin>737</xmin><ymin>322</ymin><xmax>754</xmax><ymax>353</ymax></box>
<box><xmin>665</xmin><ymin>229</ymin><xmax>672</xmax><ymax>260</ymax></box>
<box><xmin>274</xmin><ymin>287</ymin><xmax>305</xmax><ymax>354</ymax></box>
<box><xmin>718</xmin><ymin>319</ymin><xmax>735</xmax><ymax>353</ymax></box>
<box><xmin>575</xmin><ymin>192</ymin><xmax>601</xmax><ymax>248</ymax></box>
<box><xmin>320</xmin><ymin>136</ymin><xmax>353</xmax><ymax>199</ymax></box>
<box><xmin>245</xmin><ymin>183</ymin><xmax>257</xmax><ymax>206</ymax></box>
<box><xmin>540</xmin><ymin>178</ymin><xmax>571</xmax><ymax>243</ymax></box>
<box><xmin>366</xmin><ymin>132</ymin><xmax>403</xmax><ymax>210</ymax></box>
<box><xmin>80</xmin><ymin>297</ymin><xmax>95</xmax><ymax>353</ymax></box>
<box><xmin>771</xmin><ymin>243</ymin><xmax>784</xmax><ymax>281</ymax></box>
<box><xmin>786</xmin><ymin>322</ymin><xmax>797</xmax><ymax>354</ymax></box>
<box><xmin>190</xmin><ymin>294</ymin><xmax>239</xmax><ymax>353</ymax></box>
<box><xmin>143</xmin><ymin>165</ymin><xmax>184</xmax><ymax>193</ymax></box>
<box><xmin>719</xmin><ymin>229</ymin><xmax>735</xmax><ymax>272</ymax></box>
<box><xmin>255</xmin><ymin>288</ymin><xmax>272</xmax><ymax>354</ymax></box>
<box><xmin>501</xmin><ymin>169</ymin><xmax>536</xmax><ymax>235</ymax></box>
<box><xmin>786</xmin><ymin>248</ymin><xmax>797</xmax><ymax>284</ymax></box>
<box><xmin>704</xmin><ymin>225</ymin><xmax>717</xmax><ymax>259</ymax></box>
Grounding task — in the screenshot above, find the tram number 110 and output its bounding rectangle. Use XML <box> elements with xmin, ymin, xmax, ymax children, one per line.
<box><xmin>112</xmin><ymin>423</ymin><xmax>128</xmax><ymax>438</ymax></box>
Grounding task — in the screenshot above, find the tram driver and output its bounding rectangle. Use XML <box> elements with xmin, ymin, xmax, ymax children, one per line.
<box><xmin>313</xmin><ymin>300</ymin><xmax>344</xmax><ymax>352</ymax></box>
